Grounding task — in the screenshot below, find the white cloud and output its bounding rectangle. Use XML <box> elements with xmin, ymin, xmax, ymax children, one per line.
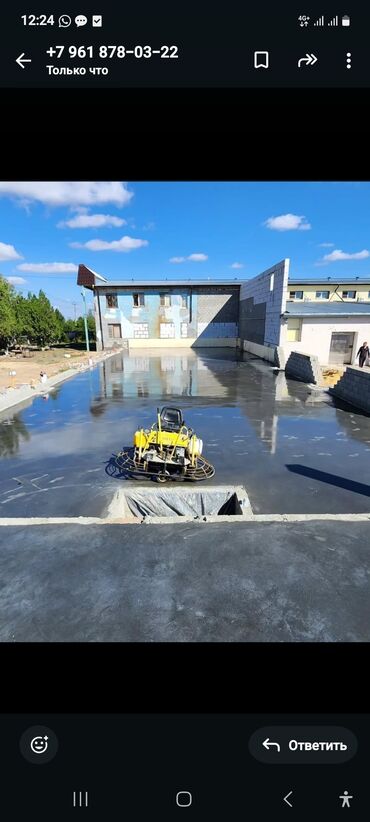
<box><xmin>70</xmin><ymin>236</ymin><xmax>148</xmax><ymax>252</ymax></box>
<box><xmin>6</xmin><ymin>276</ymin><xmax>26</xmax><ymax>285</ymax></box>
<box><xmin>231</xmin><ymin>262</ymin><xmax>244</xmax><ymax>269</ymax></box>
<box><xmin>265</xmin><ymin>213</ymin><xmax>311</xmax><ymax>231</ymax></box>
<box><xmin>318</xmin><ymin>242</ymin><xmax>335</xmax><ymax>248</ymax></box>
<box><xmin>322</xmin><ymin>248</ymin><xmax>370</xmax><ymax>262</ymax></box>
<box><xmin>17</xmin><ymin>262</ymin><xmax>78</xmax><ymax>273</ymax></box>
<box><xmin>0</xmin><ymin>241</ymin><xmax>22</xmax><ymax>261</ymax></box>
<box><xmin>169</xmin><ymin>253</ymin><xmax>208</xmax><ymax>263</ymax></box>
<box><xmin>58</xmin><ymin>213</ymin><xmax>126</xmax><ymax>229</ymax></box>
<box><xmin>0</xmin><ymin>182</ymin><xmax>133</xmax><ymax>208</ymax></box>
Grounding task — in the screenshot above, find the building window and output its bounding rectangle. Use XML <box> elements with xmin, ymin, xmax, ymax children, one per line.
<box><xmin>315</xmin><ymin>290</ymin><xmax>330</xmax><ymax>299</ymax></box>
<box><xmin>160</xmin><ymin>322</ymin><xmax>175</xmax><ymax>338</ymax></box>
<box><xmin>110</xmin><ymin>356</ymin><xmax>123</xmax><ymax>373</ymax></box>
<box><xmin>108</xmin><ymin>323</ymin><xmax>122</xmax><ymax>339</ymax></box>
<box><xmin>106</xmin><ymin>294</ymin><xmax>118</xmax><ymax>308</ymax></box>
<box><xmin>287</xmin><ymin>318</ymin><xmax>302</xmax><ymax>342</ymax></box>
<box><xmin>181</xmin><ymin>295</ymin><xmax>188</xmax><ymax>308</ymax></box>
<box><xmin>181</xmin><ymin>322</ymin><xmax>188</xmax><ymax>338</ymax></box>
<box><xmin>342</xmin><ymin>290</ymin><xmax>356</xmax><ymax>299</ymax></box>
<box><xmin>160</xmin><ymin>293</ymin><xmax>171</xmax><ymax>307</ymax></box>
<box><xmin>133</xmin><ymin>323</ymin><xmax>149</xmax><ymax>338</ymax></box>
<box><xmin>270</xmin><ymin>273</ymin><xmax>274</xmax><ymax>291</ymax></box>
<box><xmin>133</xmin><ymin>293</ymin><xmax>145</xmax><ymax>307</ymax></box>
<box><xmin>289</xmin><ymin>290</ymin><xmax>303</xmax><ymax>300</ymax></box>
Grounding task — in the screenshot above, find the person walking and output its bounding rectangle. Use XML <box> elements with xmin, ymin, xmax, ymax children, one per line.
<box><xmin>356</xmin><ymin>341</ymin><xmax>370</xmax><ymax>368</ymax></box>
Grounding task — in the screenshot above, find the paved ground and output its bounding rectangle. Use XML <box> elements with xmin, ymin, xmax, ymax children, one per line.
<box><xmin>1</xmin><ymin>348</ymin><xmax>370</xmax><ymax>643</ymax></box>
<box><xmin>1</xmin><ymin>520</ymin><xmax>369</xmax><ymax>641</ymax></box>
<box><xmin>1</xmin><ymin>348</ymin><xmax>370</xmax><ymax>516</ymax></box>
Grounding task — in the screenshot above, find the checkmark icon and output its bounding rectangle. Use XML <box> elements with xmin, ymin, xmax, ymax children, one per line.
<box><xmin>92</xmin><ymin>15</ymin><xmax>102</xmax><ymax>26</ymax></box>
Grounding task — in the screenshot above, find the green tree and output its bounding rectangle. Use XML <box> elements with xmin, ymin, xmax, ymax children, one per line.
<box><xmin>14</xmin><ymin>293</ymin><xmax>33</xmax><ymax>339</ymax></box>
<box><xmin>21</xmin><ymin>290</ymin><xmax>60</xmax><ymax>345</ymax></box>
<box><xmin>53</xmin><ymin>308</ymin><xmax>65</xmax><ymax>342</ymax></box>
<box><xmin>0</xmin><ymin>276</ymin><xmax>17</xmax><ymax>348</ymax></box>
<box><xmin>73</xmin><ymin>314</ymin><xmax>96</xmax><ymax>343</ymax></box>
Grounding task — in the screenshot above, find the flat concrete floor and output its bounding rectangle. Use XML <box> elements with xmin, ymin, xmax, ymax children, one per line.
<box><xmin>1</xmin><ymin>348</ymin><xmax>370</xmax><ymax>516</ymax></box>
<box><xmin>1</xmin><ymin>348</ymin><xmax>370</xmax><ymax>643</ymax></box>
<box><xmin>1</xmin><ymin>521</ymin><xmax>369</xmax><ymax>641</ymax></box>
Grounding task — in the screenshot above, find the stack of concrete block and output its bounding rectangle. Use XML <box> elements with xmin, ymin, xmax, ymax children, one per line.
<box><xmin>329</xmin><ymin>366</ymin><xmax>370</xmax><ymax>412</ymax></box>
<box><xmin>285</xmin><ymin>351</ymin><xmax>322</xmax><ymax>385</ymax></box>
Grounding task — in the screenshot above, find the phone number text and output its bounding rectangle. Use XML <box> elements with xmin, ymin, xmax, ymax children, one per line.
<box><xmin>45</xmin><ymin>45</ymin><xmax>179</xmax><ymax>59</ymax></box>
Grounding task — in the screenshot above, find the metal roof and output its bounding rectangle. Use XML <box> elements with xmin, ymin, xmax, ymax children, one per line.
<box><xmin>93</xmin><ymin>280</ymin><xmax>243</xmax><ymax>287</ymax></box>
<box><xmin>284</xmin><ymin>301</ymin><xmax>370</xmax><ymax>317</ymax></box>
<box><xmin>288</xmin><ymin>278</ymin><xmax>370</xmax><ymax>285</ymax></box>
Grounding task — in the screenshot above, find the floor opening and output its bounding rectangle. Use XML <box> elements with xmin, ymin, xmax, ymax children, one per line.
<box><xmin>108</xmin><ymin>485</ymin><xmax>251</xmax><ymax>520</ymax></box>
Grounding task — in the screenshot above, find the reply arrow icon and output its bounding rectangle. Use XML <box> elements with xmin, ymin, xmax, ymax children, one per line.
<box><xmin>16</xmin><ymin>53</ymin><xmax>32</xmax><ymax>69</ymax></box>
<box><xmin>298</xmin><ymin>53</ymin><xmax>318</xmax><ymax>68</ymax></box>
<box><xmin>263</xmin><ymin>737</ymin><xmax>281</xmax><ymax>752</ymax></box>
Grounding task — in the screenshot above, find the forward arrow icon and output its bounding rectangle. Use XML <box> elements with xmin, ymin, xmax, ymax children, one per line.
<box><xmin>298</xmin><ymin>53</ymin><xmax>318</xmax><ymax>67</ymax></box>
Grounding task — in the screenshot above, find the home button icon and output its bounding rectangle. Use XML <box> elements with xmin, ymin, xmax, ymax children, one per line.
<box><xmin>176</xmin><ymin>791</ymin><xmax>192</xmax><ymax>808</ymax></box>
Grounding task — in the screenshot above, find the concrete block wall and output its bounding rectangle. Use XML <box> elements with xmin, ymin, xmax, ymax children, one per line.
<box><xmin>330</xmin><ymin>366</ymin><xmax>370</xmax><ymax>412</ymax></box>
<box><xmin>285</xmin><ymin>351</ymin><xmax>323</xmax><ymax>385</ymax></box>
<box><xmin>240</xmin><ymin>339</ymin><xmax>276</xmax><ymax>363</ymax></box>
<box><xmin>239</xmin><ymin>259</ymin><xmax>289</xmax><ymax>347</ymax></box>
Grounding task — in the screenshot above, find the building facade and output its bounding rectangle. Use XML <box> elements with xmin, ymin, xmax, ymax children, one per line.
<box><xmin>77</xmin><ymin>263</ymin><xmax>370</xmax><ymax>365</ymax></box>
<box><xmin>281</xmin><ymin>302</ymin><xmax>370</xmax><ymax>364</ymax></box>
<box><xmin>78</xmin><ymin>265</ymin><xmax>240</xmax><ymax>350</ymax></box>
<box><xmin>286</xmin><ymin>278</ymin><xmax>370</xmax><ymax>303</ymax></box>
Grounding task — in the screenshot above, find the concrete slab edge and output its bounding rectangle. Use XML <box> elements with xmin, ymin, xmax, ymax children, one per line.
<box><xmin>1</xmin><ymin>513</ymin><xmax>370</xmax><ymax>526</ymax></box>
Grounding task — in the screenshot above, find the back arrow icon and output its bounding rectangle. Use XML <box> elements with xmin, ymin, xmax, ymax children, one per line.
<box><xmin>298</xmin><ymin>53</ymin><xmax>318</xmax><ymax>67</ymax></box>
<box><xmin>16</xmin><ymin>53</ymin><xmax>32</xmax><ymax>69</ymax></box>
<box><xmin>284</xmin><ymin>791</ymin><xmax>293</xmax><ymax>808</ymax></box>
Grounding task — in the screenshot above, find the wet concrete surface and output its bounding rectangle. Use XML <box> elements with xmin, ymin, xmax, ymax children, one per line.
<box><xmin>1</xmin><ymin>348</ymin><xmax>370</xmax><ymax>516</ymax></box>
<box><xmin>1</xmin><ymin>520</ymin><xmax>369</xmax><ymax>641</ymax></box>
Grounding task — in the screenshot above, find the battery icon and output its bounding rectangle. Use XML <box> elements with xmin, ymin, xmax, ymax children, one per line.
<box><xmin>341</xmin><ymin>15</ymin><xmax>350</xmax><ymax>26</ymax></box>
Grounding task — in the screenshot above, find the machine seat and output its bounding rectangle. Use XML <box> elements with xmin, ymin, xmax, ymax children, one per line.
<box><xmin>159</xmin><ymin>407</ymin><xmax>184</xmax><ymax>433</ymax></box>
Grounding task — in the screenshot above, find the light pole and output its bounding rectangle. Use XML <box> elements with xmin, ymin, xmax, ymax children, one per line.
<box><xmin>81</xmin><ymin>287</ymin><xmax>90</xmax><ymax>353</ymax></box>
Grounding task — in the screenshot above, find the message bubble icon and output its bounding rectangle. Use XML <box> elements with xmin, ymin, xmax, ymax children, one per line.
<box><xmin>75</xmin><ymin>14</ymin><xmax>88</xmax><ymax>27</ymax></box>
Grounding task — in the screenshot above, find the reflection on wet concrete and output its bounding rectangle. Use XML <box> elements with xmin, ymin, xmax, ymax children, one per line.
<box><xmin>0</xmin><ymin>413</ymin><xmax>30</xmax><ymax>457</ymax></box>
<box><xmin>1</xmin><ymin>348</ymin><xmax>370</xmax><ymax>516</ymax></box>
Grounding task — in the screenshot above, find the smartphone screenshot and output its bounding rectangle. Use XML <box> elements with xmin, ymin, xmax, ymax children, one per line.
<box><xmin>0</xmin><ymin>3</ymin><xmax>369</xmax><ymax>821</ymax></box>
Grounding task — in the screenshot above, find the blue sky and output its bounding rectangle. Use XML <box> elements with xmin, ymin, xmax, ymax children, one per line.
<box><xmin>0</xmin><ymin>181</ymin><xmax>369</xmax><ymax>318</ymax></box>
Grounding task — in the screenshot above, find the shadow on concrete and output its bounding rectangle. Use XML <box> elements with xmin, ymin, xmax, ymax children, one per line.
<box><xmin>286</xmin><ymin>464</ymin><xmax>370</xmax><ymax>498</ymax></box>
<box><xmin>105</xmin><ymin>454</ymin><xmax>132</xmax><ymax>481</ymax></box>
<box><xmin>105</xmin><ymin>452</ymin><xmax>154</xmax><ymax>483</ymax></box>
<box><xmin>330</xmin><ymin>395</ymin><xmax>370</xmax><ymax>418</ymax></box>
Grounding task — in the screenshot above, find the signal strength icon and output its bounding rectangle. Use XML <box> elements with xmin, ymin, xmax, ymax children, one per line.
<box><xmin>314</xmin><ymin>15</ymin><xmax>325</xmax><ymax>26</ymax></box>
<box><xmin>328</xmin><ymin>15</ymin><xmax>338</xmax><ymax>26</ymax></box>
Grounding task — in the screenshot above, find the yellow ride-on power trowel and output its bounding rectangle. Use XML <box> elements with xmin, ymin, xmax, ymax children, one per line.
<box><xmin>115</xmin><ymin>406</ymin><xmax>215</xmax><ymax>482</ymax></box>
